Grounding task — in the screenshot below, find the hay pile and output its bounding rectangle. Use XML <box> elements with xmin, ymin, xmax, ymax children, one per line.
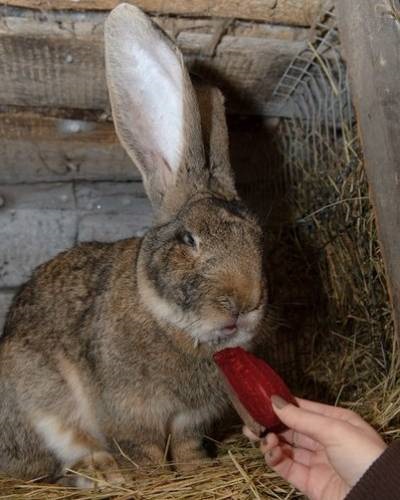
<box><xmin>284</xmin><ymin>122</ymin><xmax>399</xmax><ymax>423</ymax></box>
<box><xmin>0</xmin><ymin>437</ymin><xmax>294</xmax><ymax>499</ymax></box>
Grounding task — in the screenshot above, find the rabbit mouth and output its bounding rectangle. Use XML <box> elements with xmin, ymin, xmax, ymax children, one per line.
<box><xmin>210</xmin><ymin>329</ymin><xmax>255</xmax><ymax>349</ymax></box>
<box><xmin>190</xmin><ymin>308</ymin><xmax>264</xmax><ymax>349</ymax></box>
<box><xmin>199</xmin><ymin>326</ymin><xmax>256</xmax><ymax>349</ymax></box>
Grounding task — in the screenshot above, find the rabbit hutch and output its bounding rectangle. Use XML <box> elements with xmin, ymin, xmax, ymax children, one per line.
<box><xmin>0</xmin><ymin>0</ymin><xmax>400</xmax><ymax>498</ymax></box>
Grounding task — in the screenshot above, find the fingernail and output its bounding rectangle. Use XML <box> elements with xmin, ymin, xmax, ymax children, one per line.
<box><xmin>271</xmin><ymin>395</ymin><xmax>289</xmax><ymax>409</ymax></box>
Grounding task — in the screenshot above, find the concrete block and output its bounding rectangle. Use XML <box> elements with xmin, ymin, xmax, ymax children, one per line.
<box><xmin>76</xmin><ymin>181</ymin><xmax>148</xmax><ymax>213</ymax></box>
<box><xmin>0</xmin><ymin>209</ymin><xmax>77</xmax><ymax>287</ymax></box>
<box><xmin>78</xmin><ymin>211</ymin><xmax>152</xmax><ymax>243</ymax></box>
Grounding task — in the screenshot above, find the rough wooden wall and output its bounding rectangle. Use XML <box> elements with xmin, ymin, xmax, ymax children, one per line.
<box><xmin>1</xmin><ymin>0</ymin><xmax>322</xmax><ymax>25</ymax></box>
<box><xmin>0</xmin><ymin>7</ymin><xmax>309</xmax><ymax>114</ymax></box>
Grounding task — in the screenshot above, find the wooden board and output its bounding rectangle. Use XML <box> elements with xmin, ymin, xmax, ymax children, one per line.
<box><xmin>0</xmin><ymin>110</ymin><xmax>138</xmax><ymax>182</ymax></box>
<box><xmin>336</xmin><ymin>0</ymin><xmax>400</xmax><ymax>337</ymax></box>
<box><xmin>0</xmin><ymin>0</ymin><xmax>323</xmax><ymax>26</ymax></box>
<box><xmin>0</xmin><ymin>8</ymin><xmax>306</xmax><ymax>115</ymax></box>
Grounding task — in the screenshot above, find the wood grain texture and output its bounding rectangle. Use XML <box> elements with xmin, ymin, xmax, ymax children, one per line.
<box><xmin>337</xmin><ymin>0</ymin><xmax>400</xmax><ymax>337</ymax></box>
<box><xmin>0</xmin><ymin>9</ymin><xmax>306</xmax><ymax>114</ymax></box>
<box><xmin>0</xmin><ymin>111</ymin><xmax>138</xmax><ymax>182</ymax></box>
<box><xmin>0</xmin><ymin>0</ymin><xmax>322</xmax><ymax>26</ymax></box>
<box><xmin>0</xmin><ymin>182</ymin><xmax>74</xmax><ymax>209</ymax></box>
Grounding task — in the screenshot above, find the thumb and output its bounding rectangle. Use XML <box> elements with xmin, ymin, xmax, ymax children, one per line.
<box><xmin>271</xmin><ymin>395</ymin><xmax>347</xmax><ymax>445</ymax></box>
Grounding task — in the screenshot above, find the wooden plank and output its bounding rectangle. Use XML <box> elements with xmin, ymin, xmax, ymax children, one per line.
<box><xmin>0</xmin><ymin>10</ymin><xmax>309</xmax><ymax>41</ymax></box>
<box><xmin>0</xmin><ymin>0</ymin><xmax>323</xmax><ymax>26</ymax></box>
<box><xmin>75</xmin><ymin>181</ymin><xmax>147</xmax><ymax>212</ymax></box>
<box><xmin>0</xmin><ymin>139</ymin><xmax>135</xmax><ymax>182</ymax></box>
<box><xmin>336</xmin><ymin>0</ymin><xmax>400</xmax><ymax>337</ymax></box>
<box><xmin>0</xmin><ymin>111</ymin><xmax>138</xmax><ymax>182</ymax></box>
<box><xmin>0</xmin><ymin>9</ymin><xmax>306</xmax><ymax>114</ymax></box>
<box><xmin>0</xmin><ymin>182</ymin><xmax>74</xmax><ymax>209</ymax></box>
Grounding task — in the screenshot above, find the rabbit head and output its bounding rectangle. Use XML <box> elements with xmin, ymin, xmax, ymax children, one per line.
<box><xmin>105</xmin><ymin>4</ymin><xmax>265</xmax><ymax>349</ymax></box>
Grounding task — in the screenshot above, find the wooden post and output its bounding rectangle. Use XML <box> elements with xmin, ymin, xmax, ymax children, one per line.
<box><xmin>336</xmin><ymin>0</ymin><xmax>400</xmax><ymax>338</ymax></box>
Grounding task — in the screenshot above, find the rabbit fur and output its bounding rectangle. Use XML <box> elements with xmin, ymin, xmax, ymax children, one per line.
<box><xmin>0</xmin><ymin>3</ymin><xmax>266</xmax><ymax>486</ymax></box>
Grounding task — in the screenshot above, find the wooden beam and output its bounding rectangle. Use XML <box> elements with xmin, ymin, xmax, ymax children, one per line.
<box><xmin>0</xmin><ymin>9</ymin><xmax>306</xmax><ymax>115</ymax></box>
<box><xmin>336</xmin><ymin>0</ymin><xmax>400</xmax><ymax>337</ymax></box>
<box><xmin>0</xmin><ymin>0</ymin><xmax>323</xmax><ymax>26</ymax></box>
<box><xmin>0</xmin><ymin>110</ymin><xmax>138</xmax><ymax>182</ymax></box>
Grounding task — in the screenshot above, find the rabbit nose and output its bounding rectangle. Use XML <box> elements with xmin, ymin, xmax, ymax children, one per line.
<box><xmin>225</xmin><ymin>285</ymin><xmax>262</xmax><ymax>317</ymax></box>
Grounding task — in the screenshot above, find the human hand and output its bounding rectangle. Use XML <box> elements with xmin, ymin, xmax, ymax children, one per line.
<box><xmin>243</xmin><ymin>397</ymin><xmax>387</xmax><ymax>500</ymax></box>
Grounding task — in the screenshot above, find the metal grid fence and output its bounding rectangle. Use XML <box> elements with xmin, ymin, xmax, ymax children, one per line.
<box><xmin>271</xmin><ymin>5</ymin><xmax>354</xmax><ymax>188</ymax></box>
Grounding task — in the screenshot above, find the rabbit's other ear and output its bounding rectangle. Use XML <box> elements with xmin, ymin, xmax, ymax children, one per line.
<box><xmin>195</xmin><ymin>83</ymin><xmax>237</xmax><ymax>200</ymax></box>
<box><xmin>105</xmin><ymin>3</ymin><xmax>205</xmax><ymax>213</ymax></box>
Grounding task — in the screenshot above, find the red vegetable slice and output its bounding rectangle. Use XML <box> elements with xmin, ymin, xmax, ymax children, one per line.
<box><xmin>213</xmin><ymin>347</ymin><xmax>297</xmax><ymax>434</ymax></box>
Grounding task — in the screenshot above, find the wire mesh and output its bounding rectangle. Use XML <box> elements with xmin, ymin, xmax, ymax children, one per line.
<box><xmin>259</xmin><ymin>2</ymin><xmax>394</xmax><ymax>389</ymax></box>
<box><xmin>271</xmin><ymin>4</ymin><xmax>354</xmax><ymax>188</ymax></box>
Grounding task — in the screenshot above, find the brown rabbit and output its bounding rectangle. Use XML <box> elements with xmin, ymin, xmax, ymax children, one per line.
<box><xmin>0</xmin><ymin>3</ymin><xmax>266</xmax><ymax>487</ymax></box>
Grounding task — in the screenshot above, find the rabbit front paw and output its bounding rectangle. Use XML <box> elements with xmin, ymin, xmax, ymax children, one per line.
<box><xmin>74</xmin><ymin>451</ymin><xmax>125</xmax><ymax>488</ymax></box>
<box><xmin>171</xmin><ymin>436</ymin><xmax>210</xmax><ymax>473</ymax></box>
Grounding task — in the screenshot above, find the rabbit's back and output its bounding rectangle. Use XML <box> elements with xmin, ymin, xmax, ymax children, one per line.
<box><xmin>2</xmin><ymin>238</ymin><xmax>139</xmax><ymax>345</ymax></box>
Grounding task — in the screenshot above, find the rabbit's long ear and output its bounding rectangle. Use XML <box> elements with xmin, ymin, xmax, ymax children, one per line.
<box><xmin>105</xmin><ymin>3</ymin><xmax>205</xmax><ymax>213</ymax></box>
<box><xmin>195</xmin><ymin>83</ymin><xmax>237</xmax><ymax>200</ymax></box>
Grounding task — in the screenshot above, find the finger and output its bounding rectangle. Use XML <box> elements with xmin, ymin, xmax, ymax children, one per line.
<box><xmin>295</xmin><ymin>397</ymin><xmax>344</xmax><ymax>415</ymax></box>
<box><xmin>242</xmin><ymin>426</ymin><xmax>260</xmax><ymax>442</ymax></box>
<box><xmin>290</xmin><ymin>446</ymin><xmax>313</xmax><ymax>466</ymax></box>
<box><xmin>264</xmin><ymin>446</ymin><xmax>309</xmax><ymax>494</ymax></box>
<box><xmin>264</xmin><ymin>439</ymin><xmax>314</xmax><ymax>467</ymax></box>
<box><xmin>296</xmin><ymin>398</ymin><xmax>381</xmax><ymax>439</ymax></box>
<box><xmin>296</xmin><ymin>398</ymin><xmax>366</xmax><ymax>428</ymax></box>
<box><xmin>260</xmin><ymin>433</ymin><xmax>280</xmax><ymax>454</ymax></box>
<box><xmin>279</xmin><ymin>428</ymin><xmax>320</xmax><ymax>452</ymax></box>
<box><xmin>271</xmin><ymin>396</ymin><xmax>348</xmax><ymax>445</ymax></box>
<box><xmin>280</xmin><ymin>443</ymin><xmax>314</xmax><ymax>466</ymax></box>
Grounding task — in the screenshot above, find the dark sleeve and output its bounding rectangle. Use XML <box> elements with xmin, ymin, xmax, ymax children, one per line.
<box><xmin>345</xmin><ymin>441</ymin><xmax>400</xmax><ymax>500</ymax></box>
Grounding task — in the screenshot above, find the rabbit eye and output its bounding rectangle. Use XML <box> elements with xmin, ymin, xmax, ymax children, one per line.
<box><xmin>179</xmin><ymin>231</ymin><xmax>197</xmax><ymax>248</ymax></box>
